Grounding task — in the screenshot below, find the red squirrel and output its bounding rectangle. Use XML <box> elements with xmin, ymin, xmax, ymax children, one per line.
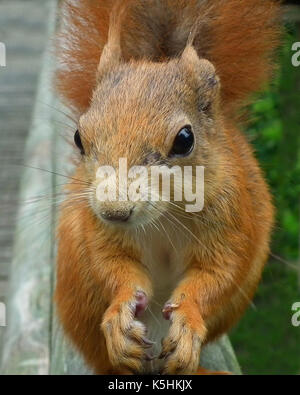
<box><xmin>55</xmin><ymin>0</ymin><xmax>281</xmax><ymax>374</ymax></box>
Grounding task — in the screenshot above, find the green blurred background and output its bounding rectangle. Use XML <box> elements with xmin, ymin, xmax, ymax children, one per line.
<box><xmin>230</xmin><ymin>21</ymin><xmax>300</xmax><ymax>375</ymax></box>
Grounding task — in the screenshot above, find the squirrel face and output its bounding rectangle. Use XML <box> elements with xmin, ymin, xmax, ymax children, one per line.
<box><xmin>76</xmin><ymin>47</ymin><xmax>222</xmax><ymax>228</ymax></box>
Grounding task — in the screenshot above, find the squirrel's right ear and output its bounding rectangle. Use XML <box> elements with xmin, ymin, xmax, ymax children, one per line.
<box><xmin>180</xmin><ymin>46</ymin><xmax>220</xmax><ymax>112</ymax></box>
<box><xmin>97</xmin><ymin>1</ymin><xmax>125</xmax><ymax>79</ymax></box>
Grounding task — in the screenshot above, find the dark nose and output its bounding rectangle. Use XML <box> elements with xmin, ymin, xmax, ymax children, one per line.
<box><xmin>100</xmin><ymin>209</ymin><xmax>132</xmax><ymax>223</ymax></box>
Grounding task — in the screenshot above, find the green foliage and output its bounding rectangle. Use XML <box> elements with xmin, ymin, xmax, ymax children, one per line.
<box><xmin>248</xmin><ymin>26</ymin><xmax>300</xmax><ymax>259</ymax></box>
<box><xmin>231</xmin><ymin>25</ymin><xmax>300</xmax><ymax>374</ymax></box>
<box><xmin>232</xmin><ymin>260</ymin><xmax>300</xmax><ymax>375</ymax></box>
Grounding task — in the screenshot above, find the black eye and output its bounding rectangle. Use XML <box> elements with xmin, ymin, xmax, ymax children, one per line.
<box><xmin>169</xmin><ymin>126</ymin><xmax>194</xmax><ymax>157</ymax></box>
<box><xmin>74</xmin><ymin>130</ymin><xmax>84</xmax><ymax>155</ymax></box>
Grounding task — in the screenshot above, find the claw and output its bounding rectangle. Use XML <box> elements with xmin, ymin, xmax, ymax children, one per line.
<box><xmin>159</xmin><ymin>351</ymin><xmax>171</xmax><ymax>360</ymax></box>
<box><xmin>142</xmin><ymin>336</ymin><xmax>155</xmax><ymax>347</ymax></box>
<box><xmin>162</xmin><ymin>302</ymin><xmax>179</xmax><ymax>320</ymax></box>
<box><xmin>135</xmin><ymin>291</ymin><xmax>148</xmax><ymax>318</ymax></box>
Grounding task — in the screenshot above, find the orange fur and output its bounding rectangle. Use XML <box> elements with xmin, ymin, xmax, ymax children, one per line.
<box><xmin>56</xmin><ymin>0</ymin><xmax>281</xmax><ymax>116</ymax></box>
<box><xmin>55</xmin><ymin>0</ymin><xmax>280</xmax><ymax>375</ymax></box>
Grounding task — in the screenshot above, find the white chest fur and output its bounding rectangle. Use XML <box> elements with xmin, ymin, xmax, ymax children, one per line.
<box><xmin>138</xmin><ymin>223</ymin><xmax>186</xmax><ymax>373</ymax></box>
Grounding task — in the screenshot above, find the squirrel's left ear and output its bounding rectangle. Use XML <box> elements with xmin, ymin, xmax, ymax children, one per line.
<box><xmin>180</xmin><ymin>46</ymin><xmax>220</xmax><ymax>112</ymax></box>
<box><xmin>97</xmin><ymin>1</ymin><xmax>125</xmax><ymax>79</ymax></box>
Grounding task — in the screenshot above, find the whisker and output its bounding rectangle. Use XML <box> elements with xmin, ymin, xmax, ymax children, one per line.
<box><xmin>147</xmin><ymin>305</ymin><xmax>162</xmax><ymax>328</ymax></box>
<box><xmin>270</xmin><ymin>253</ymin><xmax>298</xmax><ymax>271</ymax></box>
<box><xmin>38</xmin><ymin>101</ymin><xmax>78</xmax><ymax>124</ymax></box>
<box><xmin>18</xmin><ymin>164</ymin><xmax>92</xmax><ymax>186</ymax></box>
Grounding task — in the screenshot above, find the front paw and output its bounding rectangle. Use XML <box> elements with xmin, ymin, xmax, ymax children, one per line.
<box><xmin>101</xmin><ymin>291</ymin><xmax>154</xmax><ymax>373</ymax></box>
<box><xmin>160</xmin><ymin>301</ymin><xmax>202</xmax><ymax>375</ymax></box>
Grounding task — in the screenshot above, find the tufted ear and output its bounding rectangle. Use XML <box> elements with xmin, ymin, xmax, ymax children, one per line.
<box><xmin>97</xmin><ymin>1</ymin><xmax>127</xmax><ymax>78</ymax></box>
<box><xmin>180</xmin><ymin>45</ymin><xmax>220</xmax><ymax>112</ymax></box>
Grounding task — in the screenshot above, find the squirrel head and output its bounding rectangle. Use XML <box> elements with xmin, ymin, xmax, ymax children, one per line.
<box><xmin>75</xmin><ymin>44</ymin><xmax>222</xmax><ymax>229</ymax></box>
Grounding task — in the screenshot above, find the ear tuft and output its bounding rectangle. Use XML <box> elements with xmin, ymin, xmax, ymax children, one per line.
<box><xmin>180</xmin><ymin>46</ymin><xmax>220</xmax><ymax>113</ymax></box>
<box><xmin>97</xmin><ymin>0</ymin><xmax>128</xmax><ymax>79</ymax></box>
<box><xmin>181</xmin><ymin>45</ymin><xmax>202</xmax><ymax>75</ymax></box>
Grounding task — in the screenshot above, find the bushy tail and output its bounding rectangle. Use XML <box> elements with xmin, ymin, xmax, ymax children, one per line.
<box><xmin>56</xmin><ymin>0</ymin><xmax>281</xmax><ymax>117</ymax></box>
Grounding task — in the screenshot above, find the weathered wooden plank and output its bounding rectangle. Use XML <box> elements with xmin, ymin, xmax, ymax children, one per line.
<box><xmin>200</xmin><ymin>335</ymin><xmax>241</xmax><ymax>373</ymax></box>
<box><xmin>0</xmin><ymin>0</ymin><xmax>57</xmax><ymax>375</ymax></box>
<box><xmin>0</xmin><ymin>0</ymin><xmax>54</xmax><ymax>288</ymax></box>
<box><xmin>0</xmin><ymin>280</ymin><xmax>7</xmax><ymax>302</ymax></box>
<box><xmin>50</xmin><ymin>322</ymin><xmax>92</xmax><ymax>375</ymax></box>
